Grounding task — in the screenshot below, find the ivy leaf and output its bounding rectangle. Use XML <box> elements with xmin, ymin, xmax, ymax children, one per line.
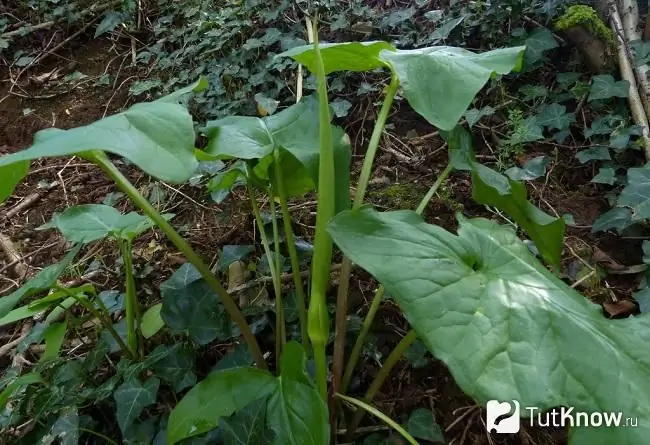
<box><xmin>0</xmin><ymin>245</ymin><xmax>81</xmax><ymax>318</ymax></box>
<box><xmin>524</xmin><ymin>27</ymin><xmax>558</xmax><ymax>65</ymax></box>
<box><xmin>47</xmin><ymin>407</ymin><xmax>79</xmax><ymax>445</ymax></box>
<box><xmin>593</xmin><ymin>207</ymin><xmax>633</xmax><ymax>233</ymax></box>
<box><xmin>114</xmin><ymin>377</ymin><xmax>160</xmax><ymax>433</ymax></box>
<box><xmin>403</xmin><ymin>340</ymin><xmax>430</xmax><ymax>369</ymax></box>
<box><xmin>504</xmin><ymin>116</ymin><xmax>544</xmax><ymax>145</ymax></box>
<box><xmin>535</xmin><ymin>103</ymin><xmax>575</xmax><ymax>130</ymax></box>
<box><xmin>576</xmin><ymin>147</ymin><xmax>611</xmax><ymax>164</ymax></box>
<box><xmin>463</xmin><ymin>106</ymin><xmax>495</xmax><ymax>128</ymax></box>
<box><xmin>219</xmin><ymin>399</ymin><xmax>275</xmax><ymax>445</ymax></box>
<box><xmin>95</xmin><ymin>11</ymin><xmax>126</xmax><ymax>37</ymax></box>
<box><xmin>428</xmin><ymin>16</ymin><xmax>466</xmax><ymax>42</ymax></box>
<box><xmin>160</xmin><ymin>264</ymin><xmax>236</xmax><ymax>345</ymax></box>
<box><xmin>591</xmin><ymin>167</ymin><xmax>617</xmax><ymax>185</ymax></box>
<box><xmin>617</xmin><ymin>167</ymin><xmax>650</xmax><ymax>221</ymax></box>
<box><xmin>150</xmin><ymin>345</ymin><xmax>196</xmax><ymax>393</ymax></box>
<box><xmin>519</xmin><ymin>84</ymin><xmax>548</xmax><ymax>101</ymax></box>
<box><xmin>631</xmin><ymin>39</ymin><xmax>650</xmax><ymax>66</ymax></box>
<box><xmin>220</xmin><ymin>245</ymin><xmax>255</xmax><ymax>272</ymax></box>
<box><xmin>214</xmin><ymin>343</ymin><xmax>255</xmax><ymax>371</ymax></box>
<box><xmin>328</xmin><ymin>208</ymin><xmax>650</xmax><ymax>445</ymax></box>
<box><xmin>588</xmin><ymin>75</ymin><xmax>630</xmax><ymax>102</ymax></box>
<box><xmin>331</xmin><ymin>99</ymin><xmax>353</xmax><ymax>118</ymax></box>
<box><xmin>611</xmin><ymin>125</ymin><xmax>643</xmax><ymax>149</ymax></box>
<box><xmin>505</xmin><ymin>156</ymin><xmax>549</xmax><ymax>181</ymax></box>
<box><xmin>406</xmin><ymin>408</ymin><xmax>444</xmax><ymax>443</ymax></box>
<box><xmin>556</xmin><ymin>72</ymin><xmax>581</xmax><ymax>89</ymax></box>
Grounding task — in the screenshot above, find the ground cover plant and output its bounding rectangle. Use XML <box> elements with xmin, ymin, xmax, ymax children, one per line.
<box><xmin>2</xmin><ymin>1</ymin><xmax>650</xmax><ymax>444</ymax></box>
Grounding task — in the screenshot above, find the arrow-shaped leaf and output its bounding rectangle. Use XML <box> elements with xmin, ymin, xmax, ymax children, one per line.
<box><xmin>328</xmin><ymin>207</ymin><xmax>650</xmax><ymax>445</ymax></box>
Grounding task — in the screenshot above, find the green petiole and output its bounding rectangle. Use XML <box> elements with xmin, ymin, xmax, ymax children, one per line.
<box><xmin>273</xmin><ymin>149</ymin><xmax>309</xmax><ymax>351</ymax></box>
<box><xmin>92</xmin><ymin>151</ymin><xmax>267</xmax><ymax>370</ymax></box>
<box><xmin>309</xmin><ymin>16</ymin><xmax>335</xmax><ymax>401</ymax></box>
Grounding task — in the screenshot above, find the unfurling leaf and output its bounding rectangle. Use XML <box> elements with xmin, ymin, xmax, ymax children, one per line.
<box><xmin>328</xmin><ymin>207</ymin><xmax>650</xmax><ymax>445</ymax></box>
<box><xmin>141</xmin><ymin>303</ymin><xmax>165</xmax><ymax>339</ymax></box>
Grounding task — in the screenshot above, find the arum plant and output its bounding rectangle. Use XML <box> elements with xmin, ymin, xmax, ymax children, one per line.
<box><xmin>200</xmin><ymin>91</ymin><xmax>352</xmax><ymax>363</ymax></box>
<box><xmin>276</xmin><ymin>39</ymin><xmax>550</xmax><ymax>403</ymax></box>
<box><xmin>37</xmin><ymin>203</ymin><xmax>175</xmax><ymax>358</ymax></box>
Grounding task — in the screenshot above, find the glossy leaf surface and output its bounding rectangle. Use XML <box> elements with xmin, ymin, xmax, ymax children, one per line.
<box><xmin>329</xmin><ymin>207</ymin><xmax>650</xmax><ymax>445</ymax></box>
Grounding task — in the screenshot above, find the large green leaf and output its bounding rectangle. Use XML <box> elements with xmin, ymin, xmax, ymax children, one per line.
<box><xmin>0</xmin><ymin>85</ymin><xmax>203</xmax><ymax>184</ymax></box>
<box><xmin>39</xmin><ymin>204</ymin><xmax>172</xmax><ymax>243</ymax></box>
<box><xmin>114</xmin><ymin>377</ymin><xmax>160</xmax><ymax>433</ymax></box>
<box><xmin>167</xmin><ymin>368</ymin><xmax>276</xmax><ymax>444</ymax></box>
<box><xmin>280</xmin><ymin>42</ymin><xmax>523</xmax><ymax>132</ymax></box>
<box><xmin>380</xmin><ymin>46</ymin><xmax>524</xmax><ymax>131</ymax></box>
<box><xmin>204</xmin><ymin>95</ymin><xmax>351</xmax><ymax>212</ymax></box>
<box><xmin>266</xmin><ymin>378</ymin><xmax>328</xmax><ymax>445</ymax></box>
<box><xmin>160</xmin><ymin>264</ymin><xmax>236</xmax><ymax>345</ymax></box>
<box><xmin>276</xmin><ymin>41</ymin><xmax>395</xmax><ymax>74</ymax></box>
<box><xmin>0</xmin><ymin>161</ymin><xmax>30</xmax><ymax>204</ymax></box>
<box><xmin>328</xmin><ymin>207</ymin><xmax>650</xmax><ymax>445</ymax></box>
<box><xmin>0</xmin><ymin>245</ymin><xmax>81</xmax><ymax>318</ymax></box>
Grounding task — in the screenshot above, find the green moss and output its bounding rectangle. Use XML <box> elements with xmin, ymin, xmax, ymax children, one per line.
<box><xmin>371</xmin><ymin>183</ymin><xmax>424</xmax><ymax>209</ymax></box>
<box><xmin>555</xmin><ymin>5</ymin><xmax>614</xmax><ymax>45</ymax></box>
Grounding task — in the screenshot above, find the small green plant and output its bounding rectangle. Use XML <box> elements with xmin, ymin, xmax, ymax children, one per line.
<box><xmin>499</xmin><ymin>108</ymin><xmax>528</xmax><ymax>169</ymax></box>
<box><xmin>2</xmin><ymin>12</ymin><xmax>647</xmax><ymax>445</ymax></box>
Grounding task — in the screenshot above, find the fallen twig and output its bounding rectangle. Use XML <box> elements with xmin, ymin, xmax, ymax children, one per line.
<box><xmin>0</xmin><ymin>232</ymin><xmax>28</xmax><ymax>278</ymax></box>
<box><xmin>2</xmin><ymin>182</ymin><xmax>58</xmax><ymax>220</ymax></box>
<box><xmin>0</xmin><ymin>323</ymin><xmax>33</xmax><ymax>358</ymax></box>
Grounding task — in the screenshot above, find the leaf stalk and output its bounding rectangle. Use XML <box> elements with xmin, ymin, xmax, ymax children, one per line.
<box><xmin>92</xmin><ymin>152</ymin><xmax>267</xmax><ymax>370</ymax></box>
